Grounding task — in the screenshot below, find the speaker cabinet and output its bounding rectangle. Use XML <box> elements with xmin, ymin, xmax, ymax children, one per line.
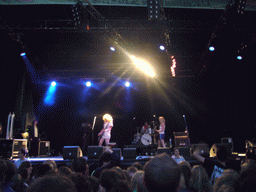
<box><xmin>123</xmin><ymin>148</ymin><xmax>137</xmax><ymax>159</ymax></box>
<box><xmin>39</xmin><ymin>141</ymin><xmax>50</xmax><ymax>157</ymax></box>
<box><xmin>221</xmin><ymin>138</ymin><xmax>234</xmax><ymax>153</ymax></box>
<box><xmin>112</xmin><ymin>148</ymin><xmax>122</xmax><ymax>160</ymax></box>
<box><xmin>63</xmin><ymin>146</ymin><xmax>83</xmax><ymax>160</ymax></box>
<box><xmin>191</xmin><ymin>143</ymin><xmax>209</xmax><ymax>157</ymax></box>
<box><xmin>174</xmin><ymin>132</ymin><xmax>190</xmax><ymax>147</ymax></box>
<box><xmin>87</xmin><ymin>146</ymin><xmax>103</xmax><ymax>160</ymax></box>
<box><xmin>0</xmin><ymin>139</ymin><xmax>27</xmax><ymax>159</ymax></box>
<box><xmin>157</xmin><ymin>147</ymin><xmax>172</xmax><ymax>156</ymax></box>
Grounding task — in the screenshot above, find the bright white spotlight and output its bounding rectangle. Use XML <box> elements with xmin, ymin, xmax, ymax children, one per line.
<box><xmin>129</xmin><ymin>55</ymin><xmax>156</xmax><ymax>77</ymax></box>
<box><xmin>86</xmin><ymin>81</ymin><xmax>92</xmax><ymax>87</ymax></box>
<box><xmin>237</xmin><ymin>56</ymin><xmax>242</xmax><ymax>60</ymax></box>
<box><xmin>125</xmin><ymin>81</ymin><xmax>130</xmax><ymax>87</ymax></box>
<box><xmin>20</xmin><ymin>52</ymin><xmax>26</xmax><ymax>56</ymax></box>
<box><xmin>110</xmin><ymin>47</ymin><xmax>115</xmax><ymax>51</ymax></box>
<box><xmin>51</xmin><ymin>81</ymin><xmax>56</xmax><ymax>86</ymax></box>
<box><xmin>159</xmin><ymin>45</ymin><xmax>165</xmax><ymax>51</ymax></box>
<box><xmin>209</xmin><ymin>46</ymin><xmax>215</xmax><ymax>51</ymax></box>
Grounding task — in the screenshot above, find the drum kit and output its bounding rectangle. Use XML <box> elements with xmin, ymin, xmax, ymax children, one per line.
<box><xmin>133</xmin><ymin>124</ymin><xmax>157</xmax><ymax>146</ymax></box>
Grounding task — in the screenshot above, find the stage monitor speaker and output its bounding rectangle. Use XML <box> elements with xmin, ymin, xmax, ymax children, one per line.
<box><xmin>157</xmin><ymin>147</ymin><xmax>172</xmax><ymax>156</ymax></box>
<box><xmin>123</xmin><ymin>148</ymin><xmax>137</xmax><ymax>159</ymax></box>
<box><xmin>87</xmin><ymin>146</ymin><xmax>103</xmax><ymax>160</ymax></box>
<box><xmin>174</xmin><ymin>132</ymin><xmax>190</xmax><ymax>147</ymax></box>
<box><xmin>176</xmin><ymin>147</ymin><xmax>191</xmax><ymax>159</ymax></box>
<box><xmin>112</xmin><ymin>148</ymin><xmax>122</xmax><ymax>160</ymax></box>
<box><xmin>39</xmin><ymin>141</ymin><xmax>50</xmax><ymax>157</ymax></box>
<box><xmin>191</xmin><ymin>143</ymin><xmax>209</xmax><ymax>157</ymax></box>
<box><xmin>63</xmin><ymin>146</ymin><xmax>83</xmax><ymax>160</ymax></box>
<box><xmin>210</xmin><ymin>143</ymin><xmax>232</xmax><ymax>157</ymax></box>
<box><xmin>221</xmin><ymin>138</ymin><xmax>234</xmax><ymax>153</ymax></box>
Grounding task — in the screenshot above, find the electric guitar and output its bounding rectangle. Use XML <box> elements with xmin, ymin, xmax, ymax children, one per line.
<box><xmin>98</xmin><ymin>122</ymin><xmax>110</xmax><ymax>141</ymax></box>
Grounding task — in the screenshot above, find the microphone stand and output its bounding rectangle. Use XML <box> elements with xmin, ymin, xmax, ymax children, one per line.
<box><xmin>183</xmin><ymin>115</ymin><xmax>191</xmax><ymax>146</ymax></box>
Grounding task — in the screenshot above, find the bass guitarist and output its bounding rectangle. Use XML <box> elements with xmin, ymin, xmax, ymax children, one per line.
<box><xmin>98</xmin><ymin>114</ymin><xmax>113</xmax><ymax>146</ymax></box>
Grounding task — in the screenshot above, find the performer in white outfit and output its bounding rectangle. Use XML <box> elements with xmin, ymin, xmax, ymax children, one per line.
<box><xmin>155</xmin><ymin>116</ymin><xmax>166</xmax><ymax>148</ymax></box>
<box><xmin>98</xmin><ymin>114</ymin><xmax>113</xmax><ymax>146</ymax></box>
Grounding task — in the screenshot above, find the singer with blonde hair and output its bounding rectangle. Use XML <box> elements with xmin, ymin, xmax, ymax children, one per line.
<box><xmin>98</xmin><ymin>114</ymin><xmax>113</xmax><ymax>146</ymax></box>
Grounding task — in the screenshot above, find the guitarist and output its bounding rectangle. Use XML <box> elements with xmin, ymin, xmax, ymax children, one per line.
<box><xmin>155</xmin><ymin>116</ymin><xmax>166</xmax><ymax>148</ymax></box>
<box><xmin>98</xmin><ymin>114</ymin><xmax>113</xmax><ymax>146</ymax></box>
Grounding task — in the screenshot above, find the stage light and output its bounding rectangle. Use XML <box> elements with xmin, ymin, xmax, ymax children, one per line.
<box><xmin>86</xmin><ymin>81</ymin><xmax>92</xmax><ymax>87</ymax></box>
<box><xmin>51</xmin><ymin>81</ymin><xmax>56</xmax><ymax>86</ymax></box>
<box><xmin>159</xmin><ymin>45</ymin><xmax>165</xmax><ymax>50</ymax></box>
<box><xmin>125</xmin><ymin>81</ymin><xmax>131</xmax><ymax>87</ymax></box>
<box><xmin>209</xmin><ymin>46</ymin><xmax>215</xmax><ymax>51</ymax></box>
<box><xmin>129</xmin><ymin>55</ymin><xmax>156</xmax><ymax>77</ymax></box>
<box><xmin>20</xmin><ymin>52</ymin><xmax>26</xmax><ymax>56</ymax></box>
<box><xmin>237</xmin><ymin>56</ymin><xmax>243</xmax><ymax>60</ymax></box>
<box><xmin>110</xmin><ymin>47</ymin><xmax>115</xmax><ymax>51</ymax></box>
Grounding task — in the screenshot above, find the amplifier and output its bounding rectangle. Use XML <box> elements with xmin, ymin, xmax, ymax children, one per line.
<box><xmin>0</xmin><ymin>139</ymin><xmax>27</xmax><ymax>159</ymax></box>
<box><xmin>38</xmin><ymin>141</ymin><xmax>50</xmax><ymax>157</ymax></box>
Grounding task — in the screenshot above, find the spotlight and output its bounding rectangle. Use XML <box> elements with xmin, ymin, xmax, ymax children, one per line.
<box><xmin>209</xmin><ymin>46</ymin><xmax>215</xmax><ymax>51</ymax></box>
<box><xmin>125</xmin><ymin>81</ymin><xmax>131</xmax><ymax>87</ymax></box>
<box><xmin>51</xmin><ymin>81</ymin><xmax>57</xmax><ymax>86</ymax></box>
<box><xmin>20</xmin><ymin>52</ymin><xmax>26</xmax><ymax>56</ymax></box>
<box><xmin>110</xmin><ymin>47</ymin><xmax>115</xmax><ymax>51</ymax></box>
<box><xmin>237</xmin><ymin>56</ymin><xmax>243</xmax><ymax>60</ymax></box>
<box><xmin>86</xmin><ymin>81</ymin><xmax>92</xmax><ymax>87</ymax></box>
<box><xmin>159</xmin><ymin>45</ymin><xmax>165</xmax><ymax>50</ymax></box>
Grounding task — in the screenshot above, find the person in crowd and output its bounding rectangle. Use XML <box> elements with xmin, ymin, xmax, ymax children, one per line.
<box><xmin>32</xmin><ymin>163</ymin><xmax>52</xmax><ymax>180</ymax></box>
<box><xmin>98</xmin><ymin>114</ymin><xmax>113</xmax><ymax>146</ymax></box>
<box><xmin>28</xmin><ymin>120</ymin><xmax>40</xmax><ymax>157</ymax></box>
<box><xmin>190</xmin><ymin>165</ymin><xmax>212</xmax><ymax>192</ymax></box>
<box><xmin>131</xmin><ymin>162</ymin><xmax>143</xmax><ymax>171</ymax></box>
<box><xmin>26</xmin><ymin>175</ymin><xmax>77</xmax><ymax>192</ymax></box>
<box><xmin>43</xmin><ymin>160</ymin><xmax>58</xmax><ymax>173</ymax></box>
<box><xmin>91</xmin><ymin>147</ymin><xmax>120</xmax><ymax>179</ymax></box>
<box><xmin>143</xmin><ymin>153</ymin><xmax>181</xmax><ymax>192</ymax></box>
<box><xmin>126</xmin><ymin>166</ymin><xmax>138</xmax><ymax>183</ymax></box>
<box><xmin>131</xmin><ymin>170</ymin><xmax>148</xmax><ymax>192</ymax></box>
<box><xmin>14</xmin><ymin>148</ymin><xmax>28</xmax><ymax>170</ymax></box>
<box><xmin>193</xmin><ymin>145</ymin><xmax>228</xmax><ymax>184</ymax></box>
<box><xmin>238</xmin><ymin>159</ymin><xmax>256</xmax><ymax>192</ymax></box>
<box><xmin>172</xmin><ymin>148</ymin><xmax>186</xmax><ymax>164</ymax></box>
<box><xmin>58</xmin><ymin>166</ymin><xmax>73</xmax><ymax>178</ymax></box>
<box><xmin>18</xmin><ymin>161</ymin><xmax>33</xmax><ymax>188</ymax></box>
<box><xmin>154</xmin><ymin>116</ymin><xmax>166</xmax><ymax>148</ymax></box>
<box><xmin>70</xmin><ymin>173</ymin><xmax>89</xmax><ymax>192</ymax></box>
<box><xmin>213</xmin><ymin>169</ymin><xmax>239</xmax><ymax>192</ymax></box>
<box><xmin>70</xmin><ymin>157</ymin><xmax>89</xmax><ymax>176</ymax></box>
<box><xmin>3</xmin><ymin>160</ymin><xmax>16</xmax><ymax>192</ymax></box>
<box><xmin>178</xmin><ymin>161</ymin><xmax>192</xmax><ymax>192</ymax></box>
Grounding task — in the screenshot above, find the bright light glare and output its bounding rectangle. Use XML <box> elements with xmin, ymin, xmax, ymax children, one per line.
<box><xmin>237</xmin><ymin>56</ymin><xmax>242</xmax><ymax>60</ymax></box>
<box><xmin>20</xmin><ymin>52</ymin><xmax>26</xmax><ymax>56</ymax></box>
<box><xmin>51</xmin><ymin>81</ymin><xmax>56</xmax><ymax>86</ymax></box>
<box><xmin>86</xmin><ymin>81</ymin><xmax>92</xmax><ymax>87</ymax></box>
<box><xmin>209</xmin><ymin>46</ymin><xmax>215</xmax><ymax>51</ymax></box>
<box><xmin>159</xmin><ymin>45</ymin><xmax>165</xmax><ymax>50</ymax></box>
<box><xmin>125</xmin><ymin>81</ymin><xmax>130</xmax><ymax>87</ymax></box>
<box><xmin>110</xmin><ymin>47</ymin><xmax>115</xmax><ymax>51</ymax></box>
<box><xmin>129</xmin><ymin>55</ymin><xmax>156</xmax><ymax>77</ymax></box>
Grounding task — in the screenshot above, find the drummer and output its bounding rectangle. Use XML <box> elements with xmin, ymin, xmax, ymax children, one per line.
<box><xmin>141</xmin><ymin>121</ymin><xmax>149</xmax><ymax>134</ymax></box>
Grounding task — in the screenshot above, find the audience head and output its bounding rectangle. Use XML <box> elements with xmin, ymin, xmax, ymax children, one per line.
<box><xmin>143</xmin><ymin>153</ymin><xmax>181</xmax><ymax>192</ymax></box>
<box><xmin>70</xmin><ymin>172</ymin><xmax>88</xmax><ymax>192</ymax></box>
<box><xmin>216</xmin><ymin>145</ymin><xmax>228</xmax><ymax>162</ymax></box>
<box><xmin>98</xmin><ymin>152</ymin><xmax>112</xmax><ymax>167</ymax></box>
<box><xmin>71</xmin><ymin>157</ymin><xmax>88</xmax><ymax>175</ymax></box>
<box><xmin>18</xmin><ymin>161</ymin><xmax>33</xmax><ymax>182</ymax></box>
<box><xmin>58</xmin><ymin>166</ymin><xmax>73</xmax><ymax>178</ymax></box>
<box><xmin>132</xmin><ymin>162</ymin><xmax>143</xmax><ymax>170</ymax></box>
<box><xmin>34</xmin><ymin>163</ymin><xmax>52</xmax><ymax>178</ymax></box>
<box><xmin>190</xmin><ymin>165</ymin><xmax>212</xmax><ymax>192</ymax></box>
<box><xmin>126</xmin><ymin>166</ymin><xmax>138</xmax><ymax>181</ymax></box>
<box><xmin>43</xmin><ymin>160</ymin><xmax>58</xmax><ymax>172</ymax></box>
<box><xmin>100</xmin><ymin>168</ymin><xmax>124</xmax><ymax>191</ymax></box>
<box><xmin>26</xmin><ymin>175</ymin><xmax>77</xmax><ymax>192</ymax></box>
<box><xmin>131</xmin><ymin>170</ymin><xmax>148</xmax><ymax>192</ymax></box>
<box><xmin>4</xmin><ymin>160</ymin><xmax>16</xmax><ymax>183</ymax></box>
<box><xmin>0</xmin><ymin>160</ymin><xmax>7</xmax><ymax>183</ymax></box>
<box><xmin>178</xmin><ymin>161</ymin><xmax>191</xmax><ymax>191</ymax></box>
<box><xmin>213</xmin><ymin>169</ymin><xmax>239</xmax><ymax>192</ymax></box>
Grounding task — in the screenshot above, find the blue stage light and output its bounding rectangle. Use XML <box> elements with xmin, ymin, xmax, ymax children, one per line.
<box><xmin>86</xmin><ymin>81</ymin><xmax>92</xmax><ymax>87</ymax></box>
<box><xmin>125</xmin><ymin>81</ymin><xmax>130</xmax><ymax>87</ymax></box>
<box><xmin>20</xmin><ymin>52</ymin><xmax>26</xmax><ymax>56</ymax></box>
<box><xmin>159</xmin><ymin>45</ymin><xmax>165</xmax><ymax>51</ymax></box>
<box><xmin>209</xmin><ymin>46</ymin><xmax>215</xmax><ymax>51</ymax></box>
<box><xmin>51</xmin><ymin>81</ymin><xmax>57</xmax><ymax>86</ymax></box>
<box><xmin>110</xmin><ymin>47</ymin><xmax>115</xmax><ymax>51</ymax></box>
<box><xmin>237</xmin><ymin>56</ymin><xmax>242</xmax><ymax>60</ymax></box>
